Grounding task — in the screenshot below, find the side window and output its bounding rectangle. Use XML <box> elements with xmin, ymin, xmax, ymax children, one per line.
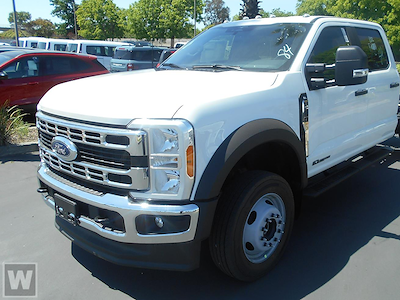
<box><xmin>105</xmin><ymin>46</ymin><xmax>116</xmax><ymax>57</ymax></box>
<box><xmin>153</xmin><ymin>50</ymin><xmax>163</xmax><ymax>61</ymax></box>
<box><xmin>86</xmin><ymin>46</ymin><xmax>99</xmax><ymax>55</ymax></box>
<box><xmin>3</xmin><ymin>57</ymin><xmax>39</xmax><ymax>79</ymax></box>
<box><xmin>40</xmin><ymin>56</ymin><xmax>90</xmax><ymax>76</ymax></box>
<box><xmin>141</xmin><ymin>50</ymin><xmax>153</xmax><ymax>61</ymax></box>
<box><xmin>54</xmin><ymin>44</ymin><xmax>67</xmax><ymax>51</ymax></box>
<box><xmin>355</xmin><ymin>28</ymin><xmax>389</xmax><ymax>71</ymax></box>
<box><xmin>308</xmin><ymin>27</ymin><xmax>349</xmax><ymax>82</ymax></box>
<box><xmin>87</xmin><ymin>46</ymin><xmax>107</xmax><ymax>57</ymax></box>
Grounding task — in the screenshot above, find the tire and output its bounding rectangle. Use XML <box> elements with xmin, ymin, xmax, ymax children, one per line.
<box><xmin>209</xmin><ymin>171</ymin><xmax>295</xmax><ymax>281</ymax></box>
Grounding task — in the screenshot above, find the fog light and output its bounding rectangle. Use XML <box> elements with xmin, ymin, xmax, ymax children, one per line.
<box><xmin>155</xmin><ymin>216</ymin><xmax>164</xmax><ymax>228</ymax></box>
<box><xmin>136</xmin><ymin>215</ymin><xmax>191</xmax><ymax>235</ymax></box>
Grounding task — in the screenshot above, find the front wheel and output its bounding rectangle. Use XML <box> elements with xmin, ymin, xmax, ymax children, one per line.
<box><xmin>209</xmin><ymin>171</ymin><xmax>295</xmax><ymax>281</ymax></box>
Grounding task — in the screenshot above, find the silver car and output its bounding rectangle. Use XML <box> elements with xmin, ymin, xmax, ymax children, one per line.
<box><xmin>110</xmin><ymin>46</ymin><xmax>165</xmax><ymax>72</ymax></box>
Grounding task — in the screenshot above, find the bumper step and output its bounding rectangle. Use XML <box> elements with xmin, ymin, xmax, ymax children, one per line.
<box><xmin>304</xmin><ymin>145</ymin><xmax>393</xmax><ymax>198</ymax></box>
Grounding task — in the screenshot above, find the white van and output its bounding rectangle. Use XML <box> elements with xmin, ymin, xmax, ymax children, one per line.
<box><xmin>19</xmin><ymin>37</ymin><xmax>47</xmax><ymax>48</ymax></box>
<box><xmin>37</xmin><ymin>38</ymin><xmax>70</xmax><ymax>51</ymax></box>
<box><xmin>66</xmin><ymin>40</ymin><xmax>130</xmax><ymax>70</ymax></box>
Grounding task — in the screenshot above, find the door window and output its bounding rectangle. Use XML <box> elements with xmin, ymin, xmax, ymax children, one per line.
<box><xmin>307</xmin><ymin>27</ymin><xmax>349</xmax><ymax>82</ymax></box>
<box><xmin>3</xmin><ymin>57</ymin><xmax>39</xmax><ymax>79</ymax></box>
<box><xmin>354</xmin><ymin>27</ymin><xmax>389</xmax><ymax>71</ymax></box>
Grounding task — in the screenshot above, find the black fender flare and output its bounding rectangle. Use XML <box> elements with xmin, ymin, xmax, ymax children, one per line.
<box><xmin>194</xmin><ymin>119</ymin><xmax>308</xmax><ymax>200</ymax></box>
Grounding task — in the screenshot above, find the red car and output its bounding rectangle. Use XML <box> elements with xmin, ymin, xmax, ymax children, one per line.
<box><xmin>0</xmin><ymin>49</ymin><xmax>109</xmax><ymax>111</ymax></box>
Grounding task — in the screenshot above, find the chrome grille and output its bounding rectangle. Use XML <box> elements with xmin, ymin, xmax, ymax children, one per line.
<box><xmin>39</xmin><ymin>131</ymin><xmax>131</xmax><ymax>170</ymax></box>
<box><xmin>37</xmin><ymin>111</ymin><xmax>149</xmax><ymax>191</ymax></box>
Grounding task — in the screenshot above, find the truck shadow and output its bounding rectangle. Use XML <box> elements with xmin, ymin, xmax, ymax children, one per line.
<box><xmin>72</xmin><ymin>137</ymin><xmax>400</xmax><ymax>300</ymax></box>
<box><xmin>0</xmin><ymin>151</ymin><xmax>40</xmax><ymax>164</ymax></box>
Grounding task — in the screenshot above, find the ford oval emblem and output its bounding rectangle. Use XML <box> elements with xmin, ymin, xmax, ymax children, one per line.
<box><xmin>51</xmin><ymin>136</ymin><xmax>78</xmax><ymax>162</ymax></box>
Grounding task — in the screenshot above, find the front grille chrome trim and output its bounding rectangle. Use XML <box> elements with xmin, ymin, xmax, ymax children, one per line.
<box><xmin>40</xmin><ymin>148</ymin><xmax>149</xmax><ymax>190</ymax></box>
<box><xmin>36</xmin><ymin>111</ymin><xmax>148</xmax><ymax>156</ymax></box>
<box><xmin>37</xmin><ymin>111</ymin><xmax>149</xmax><ymax>191</ymax></box>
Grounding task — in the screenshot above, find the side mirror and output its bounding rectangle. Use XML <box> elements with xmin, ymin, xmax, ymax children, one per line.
<box><xmin>335</xmin><ymin>46</ymin><xmax>368</xmax><ymax>86</ymax></box>
<box><xmin>0</xmin><ymin>71</ymin><xmax>8</xmax><ymax>80</ymax></box>
<box><xmin>305</xmin><ymin>63</ymin><xmax>331</xmax><ymax>90</ymax></box>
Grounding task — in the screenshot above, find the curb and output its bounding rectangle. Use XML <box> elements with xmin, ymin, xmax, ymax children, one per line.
<box><xmin>0</xmin><ymin>142</ymin><xmax>38</xmax><ymax>158</ymax></box>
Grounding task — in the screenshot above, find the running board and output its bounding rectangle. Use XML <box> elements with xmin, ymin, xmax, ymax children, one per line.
<box><xmin>303</xmin><ymin>146</ymin><xmax>393</xmax><ymax>198</ymax></box>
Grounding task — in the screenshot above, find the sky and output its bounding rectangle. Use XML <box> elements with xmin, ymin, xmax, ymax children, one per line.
<box><xmin>1</xmin><ymin>0</ymin><xmax>299</xmax><ymax>27</ymax></box>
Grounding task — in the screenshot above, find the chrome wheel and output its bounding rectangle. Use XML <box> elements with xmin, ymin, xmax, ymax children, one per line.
<box><xmin>243</xmin><ymin>193</ymin><xmax>286</xmax><ymax>263</ymax></box>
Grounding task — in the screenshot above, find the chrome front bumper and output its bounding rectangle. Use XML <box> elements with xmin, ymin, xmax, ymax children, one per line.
<box><xmin>37</xmin><ymin>162</ymin><xmax>200</xmax><ymax>244</ymax></box>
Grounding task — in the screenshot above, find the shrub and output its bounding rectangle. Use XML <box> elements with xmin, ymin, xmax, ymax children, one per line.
<box><xmin>0</xmin><ymin>101</ymin><xmax>30</xmax><ymax>146</ymax></box>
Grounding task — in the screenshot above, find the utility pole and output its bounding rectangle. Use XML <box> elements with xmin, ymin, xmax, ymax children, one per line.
<box><xmin>194</xmin><ymin>0</ymin><xmax>196</xmax><ymax>37</ymax></box>
<box><xmin>73</xmin><ymin>0</ymin><xmax>78</xmax><ymax>39</ymax></box>
<box><xmin>12</xmin><ymin>0</ymin><xmax>19</xmax><ymax>46</ymax></box>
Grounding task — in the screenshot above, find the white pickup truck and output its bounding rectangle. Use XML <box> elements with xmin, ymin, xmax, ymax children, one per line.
<box><xmin>36</xmin><ymin>16</ymin><xmax>400</xmax><ymax>281</ymax></box>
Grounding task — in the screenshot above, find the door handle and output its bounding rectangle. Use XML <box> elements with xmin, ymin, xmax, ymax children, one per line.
<box><xmin>390</xmin><ymin>82</ymin><xmax>399</xmax><ymax>88</ymax></box>
<box><xmin>355</xmin><ymin>89</ymin><xmax>368</xmax><ymax>96</ymax></box>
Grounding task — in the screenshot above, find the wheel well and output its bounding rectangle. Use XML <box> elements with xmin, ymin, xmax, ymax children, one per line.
<box><xmin>220</xmin><ymin>141</ymin><xmax>303</xmax><ymax>203</ymax></box>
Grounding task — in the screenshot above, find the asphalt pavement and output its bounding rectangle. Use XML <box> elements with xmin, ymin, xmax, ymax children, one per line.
<box><xmin>1</xmin><ymin>137</ymin><xmax>400</xmax><ymax>300</ymax></box>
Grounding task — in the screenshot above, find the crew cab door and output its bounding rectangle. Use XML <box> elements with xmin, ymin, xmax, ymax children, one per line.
<box><xmin>303</xmin><ymin>25</ymin><xmax>399</xmax><ymax>177</ymax></box>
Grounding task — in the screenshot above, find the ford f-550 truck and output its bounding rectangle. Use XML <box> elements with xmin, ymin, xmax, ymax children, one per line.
<box><xmin>36</xmin><ymin>16</ymin><xmax>400</xmax><ymax>281</ymax></box>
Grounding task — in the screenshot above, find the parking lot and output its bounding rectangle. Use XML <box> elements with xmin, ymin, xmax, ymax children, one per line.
<box><xmin>1</xmin><ymin>136</ymin><xmax>400</xmax><ymax>300</ymax></box>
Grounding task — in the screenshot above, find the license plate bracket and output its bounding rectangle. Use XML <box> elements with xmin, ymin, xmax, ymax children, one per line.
<box><xmin>54</xmin><ymin>194</ymin><xmax>79</xmax><ymax>226</ymax></box>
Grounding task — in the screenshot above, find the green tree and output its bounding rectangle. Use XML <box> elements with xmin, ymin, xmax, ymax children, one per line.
<box><xmin>0</xmin><ymin>30</ymin><xmax>29</xmax><ymax>39</ymax></box>
<box><xmin>161</xmin><ymin>0</ymin><xmax>203</xmax><ymax>45</ymax></box>
<box><xmin>127</xmin><ymin>0</ymin><xmax>203</xmax><ymax>46</ymax></box>
<box><xmin>127</xmin><ymin>0</ymin><xmax>164</xmax><ymax>41</ymax></box>
<box><xmin>50</xmin><ymin>0</ymin><xmax>79</xmax><ymax>36</ymax></box>
<box><xmin>240</xmin><ymin>0</ymin><xmax>261</xmax><ymax>19</ymax></box>
<box><xmin>8</xmin><ymin>11</ymin><xmax>32</xmax><ymax>28</ymax></box>
<box><xmin>76</xmin><ymin>0</ymin><xmax>124</xmax><ymax>40</ymax></box>
<box><xmin>204</xmin><ymin>0</ymin><xmax>230</xmax><ymax>26</ymax></box>
<box><xmin>25</xmin><ymin>18</ymin><xmax>56</xmax><ymax>38</ymax></box>
<box><xmin>266</xmin><ymin>8</ymin><xmax>295</xmax><ymax>17</ymax></box>
<box><xmin>296</xmin><ymin>0</ymin><xmax>331</xmax><ymax>16</ymax></box>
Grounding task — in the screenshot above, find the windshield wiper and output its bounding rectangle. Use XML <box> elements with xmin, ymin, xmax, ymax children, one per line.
<box><xmin>161</xmin><ymin>63</ymin><xmax>183</xmax><ymax>69</ymax></box>
<box><xmin>192</xmin><ymin>64</ymin><xmax>243</xmax><ymax>71</ymax></box>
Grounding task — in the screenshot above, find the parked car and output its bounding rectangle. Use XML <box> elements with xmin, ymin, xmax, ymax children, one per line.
<box><xmin>156</xmin><ymin>48</ymin><xmax>177</xmax><ymax>68</ymax></box>
<box><xmin>0</xmin><ymin>49</ymin><xmax>109</xmax><ymax>111</ymax></box>
<box><xmin>110</xmin><ymin>46</ymin><xmax>165</xmax><ymax>72</ymax></box>
<box><xmin>66</xmin><ymin>40</ymin><xmax>130</xmax><ymax>70</ymax></box>
<box><xmin>174</xmin><ymin>42</ymin><xmax>187</xmax><ymax>49</ymax></box>
<box><xmin>0</xmin><ymin>46</ymin><xmax>30</xmax><ymax>53</ymax></box>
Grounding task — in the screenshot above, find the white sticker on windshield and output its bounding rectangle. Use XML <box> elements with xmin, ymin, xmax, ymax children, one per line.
<box><xmin>277</xmin><ymin>44</ymin><xmax>294</xmax><ymax>59</ymax></box>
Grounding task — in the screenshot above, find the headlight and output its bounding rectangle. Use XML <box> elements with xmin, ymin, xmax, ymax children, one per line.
<box><xmin>127</xmin><ymin>119</ymin><xmax>195</xmax><ymax>201</ymax></box>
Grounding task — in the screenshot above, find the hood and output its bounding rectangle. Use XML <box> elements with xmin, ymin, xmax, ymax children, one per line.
<box><xmin>38</xmin><ymin>69</ymin><xmax>278</xmax><ymax>126</ymax></box>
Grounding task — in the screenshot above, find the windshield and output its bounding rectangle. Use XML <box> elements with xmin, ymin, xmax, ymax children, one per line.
<box><xmin>0</xmin><ymin>55</ymin><xmax>11</xmax><ymax>66</ymax></box>
<box><xmin>0</xmin><ymin>51</ymin><xmax>21</xmax><ymax>66</ymax></box>
<box><xmin>164</xmin><ymin>23</ymin><xmax>311</xmax><ymax>72</ymax></box>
